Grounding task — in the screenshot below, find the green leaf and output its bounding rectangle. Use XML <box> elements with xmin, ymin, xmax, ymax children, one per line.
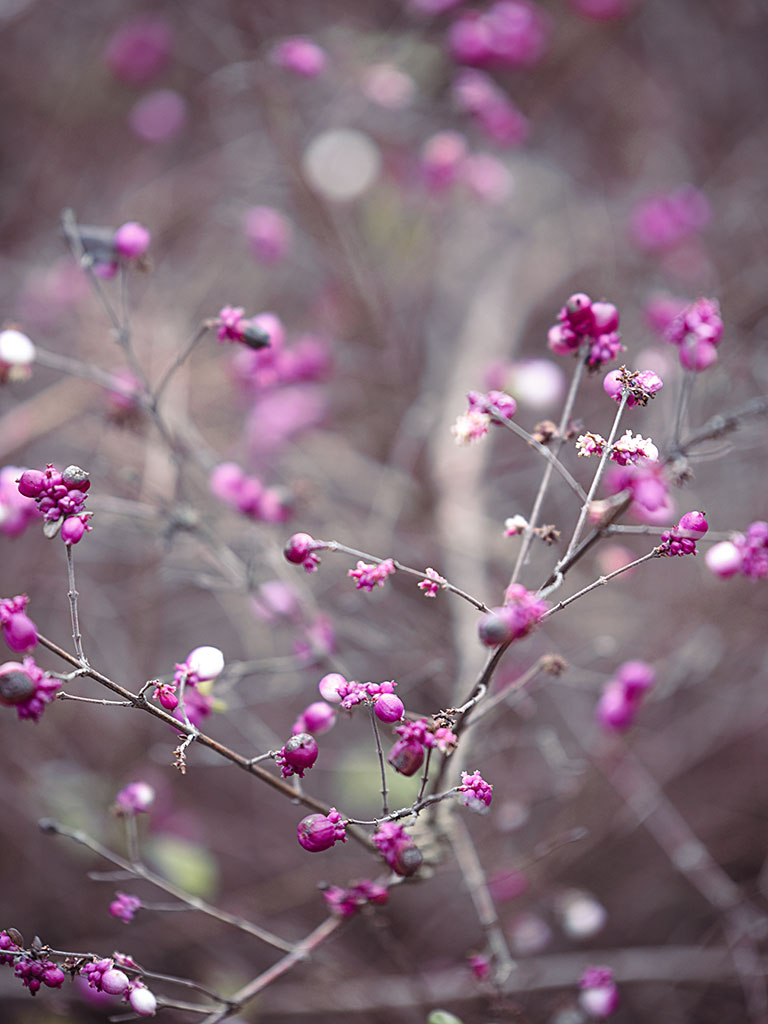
<box><xmin>145</xmin><ymin>835</ymin><xmax>219</xmax><ymax>899</ymax></box>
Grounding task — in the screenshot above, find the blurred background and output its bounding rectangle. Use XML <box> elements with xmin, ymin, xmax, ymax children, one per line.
<box><xmin>1</xmin><ymin>1</ymin><xmax>768</xmax><ymax>1021</ymax></box>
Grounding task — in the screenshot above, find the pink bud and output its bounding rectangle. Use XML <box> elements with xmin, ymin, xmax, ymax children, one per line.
<box><xmin>284</xmin><ymin>532</ymin><xmax>316</xmax><ymax>564</ymax></box>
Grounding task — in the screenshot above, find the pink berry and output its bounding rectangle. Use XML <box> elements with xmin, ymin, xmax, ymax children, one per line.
<box><xmin>128</xmin><ymin>986</ymin><xmax>157</xmax><ymax>1016</ymax></box>
<box><xmin>3</xmin><ymin>611</ymin><xmax>37</xmax><ymax>652</ymax></box>
<box><xmin>387</xmin><ymin>738</ymin><xmax>424</xmax><ymax>776</ymax></box>
<box><xmin>17</xmin><ymin>469</ymin><xmax>46</xmax><ymax>497</ymax></box>
<box><xmin>297</xmin><ymin>810</ymin><xmax>345</xmax><ymax>852</ymax></box>
<box><xmin>0</xmin><ymin>666</ymin><xmax>36</xmax><ymax>706</ymax></box>
<box><xmin>101</xmin><ymin>968</ymin><xmax>130</xmax><ymax>995</ymax></box>
<box><xmin>374</xmin><ymin>693</ymin><xmax>404</xmax><ymax>723</ymax></box>
<box><xmin>677</xmin><ymin>510</ymin><xmax>708</xmax><ymax>536</ymax></box>
<box><xmin>280</xmin><ymin>733</ymin><xmax>319</xmax><ymax>775</ymax></box>
<box><xmin>477</xmin><ymin>607</ymin><xmax>513</xmax><ymax>647</ymax></box>
<box><xmin>705</xmin><ymin>540</ymin><xmax>742</xmax><ymax>578</ymax></box>
<box><xmin>114</xmin><ymin>222</ymin><xmax>151</xmax><ymax>260</ymax></box>
<box><xmin>284</xmin><ymin>532</ymin><xmax>316</xmax><ymax>564</ymax></box>
<box><xmin>295</xmin><ymin>701</ymin><xmax>336</xmax><ymax>734</ymax></box>
<box><xmin>318</xmin><ymin>672</ymin><xmax>346</xmax><ymax>703</ymax></box>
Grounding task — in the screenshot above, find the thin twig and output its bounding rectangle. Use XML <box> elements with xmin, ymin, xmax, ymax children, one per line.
<box><xmin>510</xmin><ymin>350</ymin><xmax>588</xmax><ymax>586</ymax></box>
<box><xmin>40</xmin><ymin>819</ymin><xmax>295</xmax><ymax>953</ymax></box>
<box><xmin>65</xmin><ymin>544</ymin><xmax>87</xmax><ymax>665</ymax></box>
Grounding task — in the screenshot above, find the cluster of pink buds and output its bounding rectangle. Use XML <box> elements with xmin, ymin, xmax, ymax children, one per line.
<box><xmin>659</xmin><ymin>510</ymin><xmax>708</xmax><ymax>557</ymax></box>
<box><xmin>110</xmin><ymin>892</ymin><xmax>142</xmax><ymax>923</ymax></box>
<box><xmin>602</xmin><ymin>367</ymin><xmax>664</xmax><ymax>407</ymax></box>
<box><xmin>548</xmin><ymin>293</ymin><xmax>624</xmax><ymax>369</ymax></box>
<box><xmin>447</xmin><ymin>1</ymin><xmax>549</xmax><ymax>70</ymax></box>
<box><xmin>576</xmin><ymin>430</ymin><xmax>658</xmax><ymax>466</ymax></box>
<box><xmin>477</xmin><ymin>584</ymin><xmax>548</xmax><ymax>648</ymax></box>
<box><xmin>452</xmin><ymin>389</ymin><xmax>517</xmax><ymax>445</ymax></box>
<box><xmin>664</xmin><ymin>297</ymin><xmax>723</xmax><ymax>372</ymax></box>
<box><xmin>0</xmin><ymin>658</ymin><xmax>60</xmax><ymax>722</ymax></box>
<box><xmin>388</xmin><ymin>717</ymin><xmax>457</xmax><ymax>776</ymax></box>
<box><xmin>297</xmin><ymin>808</ymin><xmax>347</xmax><ymax>852</ymax></box>
<box><xmin>0</xmin><ymin>931</ymin><xmax>65</xmax><ymax>995</ymax></box>
<box><xmin>419</xmin><ymin>132</ymin><xmax>512</xmax><ymax>202</ymax></box>
<box><xmin>210</xmin><ymin>462</ymin><xmax>292</xmax><ymax>524</ymax></box>
<box><xmin>322</xmin><ymin>879</ymin><xmax>389</xmax><ymax>917</ymax></box>
<box><xmin>215</xmin><ymin>305</ymin><xmax>272</xmax><ymax>350</ymax></box>
<box><xmin>371</xmin><ymin>822</ymin><xmax>423</xmax><ymax>876</ymax></box>
<box><xmin>0</xmin><ymin>595</ymin><xmax>37</xmax><ymax>653</ymax></box>
<box><xmin>0</xmin><ymin>327</ymin><xmax>36</xmax><ymax>383</ymax></box>
<box><xmin>596</xmin><ymin>660</ymin><xmax>655</xmax><ymax>732</ymax></box>
<box><xmin>457</xmin><ymin>770</ymin><xmax>494</xmax><ymax>813</ymax></box>
<box><xmin>318</xmin><ymin>674</ymin><xmax>405</xmax><ymax>721</ymax></box>
<box><xmin>270</xmin><ymin>35</ymin><xmax>327</xmax><ymax>78</ymax></box>
<box><xmin>418</xmin><ymin>567</ymin><xmax>447</xmax><ymax>597</ymax></box>
<box><xmin>630</xmin><ymin>185</ymin><xmax>710</xmax><ymax>253</ymax></box>
<box><xmin>604</xmin><ymin>461</ymin><xmax>673</xmax><ymax>525</ymax></box>
<box><xmin>348</xmin><ymin>558</ymin><xmax>396</xmax><ymax>591</ymax></box>
<box><xmin>81</xmin><ymin>958</ymin><xmax>157</xmax><ymax>1015</ymax></box>
<box><xmin>451</xmin><ymin>70</ymin><xmax>529</xmax><ymax>147</ymax></box>
<box><xmin>706</xmin><ymin>521</ymin><xmax>768</xmax><ymax>580</ymax></box>
<box><xmin>17</xmin><ymin>464</ymin><xmax>92</xmax><ymax>544</ymax></box>
<box><xmin>284</xmin><ymin>532</ymin><xmax>324</xmax><ymax>573</ymax></box>
<box><xmin>275</xmin><ymin>732</ymin><xmax>319</xmax><ymax>778</ymax></box>
<box><xmin>578</xmin><ymin>965</ymin><xmax>619</xmax><ymax>1018</ymax></box>
<box><xmin>229</xmin><ymin>313</ymin><xmax>331</xmax><ymax>393</ymax></box>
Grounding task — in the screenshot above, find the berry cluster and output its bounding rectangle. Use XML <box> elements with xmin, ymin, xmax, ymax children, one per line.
<box><xmin>595</xmin><ymin>661</ymin><xmax>655</xmax><ymax>733</ymax></box>
<box><xmin>81</xmin><ymin>957</ymin><xmax>157</xmax><ymax>1016</ymax></box>
<box><xmin>477</xmin><ymin>584</ymin><xmax>548</xmax><ymax>648</ymax></box>
<box><xmin>707</xmin><ymin>520</ymin><xmax>768</xmax><ymax>580</ymax></box>
<box><xmin>457</xmin><ymin>770</ymin><xmax>494</xmax><ymax>812</ymax></box>
<box><xmin>210</xmin><ymin>462</ymin><xmax>292</xmax><ymax>524</ymax></box>
<box><xmin>659</xmin><ymin>510</ymin><xmax>708</xmax><ymax>556</ymax></box>
<box><xmin>371</xmin><ymin>822</ymin><xmax>423</xmax><ymax>876</ymax></box>
<box><xmin>17</xmin><ymin>464</ymin><xmax>92</xmax><ymax>544</ymax></box>
<box><xmin>548</xmin><ymin>293</ymin><xmax>624</xmax><ymax>369</ymax></box>
<box><xmin>451</xmin><ymin>389</ymin><xmax>517</xmax><ymax>445</ymax></box>
<box><xmin>665</xmin><ymin>296</ymin><xmax>723</xmax><ymax>372</ymax></box>
<box><xmin>322</xmin><ymin>879</ymin><xmax>389</xmax><ymax>917</ymax></box>
<box><xmin>388</xmin><ymin>717</ymin><xmax>457</xmax><ymax>776</ymax></box>
<box><xmin>447</xmin><ymin>1</ymin><xmax>550</xmax><ymax>70</ymax></box>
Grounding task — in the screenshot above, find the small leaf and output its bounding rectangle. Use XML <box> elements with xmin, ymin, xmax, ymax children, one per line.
<box><xmin>43</xmin><ymin>517</ymin><xmax>63</xmax><ymax>539</ymax></box>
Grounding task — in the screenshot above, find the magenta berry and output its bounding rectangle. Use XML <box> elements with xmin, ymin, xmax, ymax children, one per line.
<box><xmin>387</xmin><ymin>737</ymin><xmax>424</xmax><ymax>776</ymax></box>
<box><xmin>0</xmin><ymin>668</ymin><xmax>36</xmax><ymax>706</ymax></box>
<box><xmin>477</xmin><ymin>607</ymin><xmax>514</xmax><ymax>647</ymax></box>
<box><xmin>297</xmin><ymin>808</ymin><xmax>346</xmax><ymax>852</ymax></box>
<box><xmin>101</xmin><ymin>968</ymin><xmax>131</xmax><ymax>995</ymax></box>
<box><xmin>17</xmin><ymin>469</ymin><xmax>46</xmax><ymax>498</ymax></box>
<box><xmin>277</xmin><ymin>732</ymin><xmax>319</xmax><ymax>778</ymax></box>
<box><xmin>374</xmin><ymin>692</ymin><xmax>404</xmax><ymax>723</ymax></box>
<box><xmin>318</xmin><ymin>672</ymin><xmax>347</xmax><ymax>703</ymax></box>
<box><xmin>114</xmin><ymin>221</ymin><xmax>151</xmax><ymax>260</ymax></box>
<box><xmin>677</xmin><ymin>510</ymin><xmax>708</xmax><ymax>536</ymax></box>
<box><xmin>294</xmin><ymin>700</ymin><xmax>336</xmax><ymax>734</ymax></box>
<box><xmin>284</xmin><ymin>532</ymin><xmax>321</xmax><ymax>572</ymax></box>
<box><xmin>128</xmin><ymin>985</ymin><xmax>158</xmax><ymax>1016</ymax></box>
<box><xmin>705</xmin><ymin>540</ymin><xmax>742</xmax><ymax>578</ymax></box>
